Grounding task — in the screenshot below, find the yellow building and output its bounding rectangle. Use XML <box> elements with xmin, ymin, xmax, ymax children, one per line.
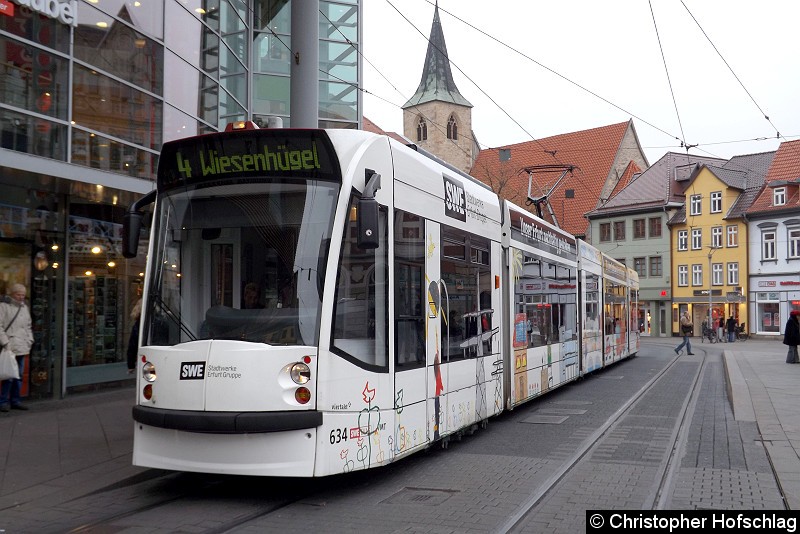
<box><xmin>669</xmin><ymin>152</ymin><xmax>776</xmax><ymax>337</ymax></box>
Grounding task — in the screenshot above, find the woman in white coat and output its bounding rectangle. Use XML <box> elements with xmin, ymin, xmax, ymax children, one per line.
<box><xmin>0</xmin><ymin>283</ymin><xmax>34</xmax><ymax>411</ymax></box>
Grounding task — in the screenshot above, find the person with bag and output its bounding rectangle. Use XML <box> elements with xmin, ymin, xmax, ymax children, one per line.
<box><xmin>783</xmin><ymin>310</ymin><xmax>800</xmax><ymax>364</ymax></box>
<box><xmin>675</xmin><ymin>310</ymin><xmax>695</xmax><ymax>355</ymax></box>
<box><xmin>0</xmin><ymin>283</ymin><xmax>34</xmax><ymax>412</ymax></box>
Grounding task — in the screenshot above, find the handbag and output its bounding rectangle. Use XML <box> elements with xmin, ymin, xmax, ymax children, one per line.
<box><xmin>681</xmin><ymin>324</ymin><xmax>693</xmax><ymax>335</ymax></box>
<box><xmin>0</xmin><ymin>346</ymin><xmax>19</xmax><ymax>381</ymax></box>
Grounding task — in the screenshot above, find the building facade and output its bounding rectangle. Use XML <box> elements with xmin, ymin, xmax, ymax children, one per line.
<box><xmin>746</xmin><ymin>140</ymin><xmax>800</xmax><ymax>336</ymax></box>
<box><xmin>668</xmin><ymin>152</ymin><xmax>775</xmax><ymax>336</ymax></box>
<box><xmin>586</xmin><ymin>153</ymin><xmax>726</xmax><ymax>337</ymax></box>
<box><xmin>0</xmin><ymin>0</ymin><xmax>361</xmax><ymax>399</ymax></box>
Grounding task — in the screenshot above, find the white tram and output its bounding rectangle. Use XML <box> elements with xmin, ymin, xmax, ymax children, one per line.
<box><xmin>123</xmin><ymin>124</ymin><xmax>638</xmax><ymax>477</ymax></box>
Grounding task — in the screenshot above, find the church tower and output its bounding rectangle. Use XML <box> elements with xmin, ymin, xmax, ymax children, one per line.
<box><xmin>402</xmin><ymin>3</ymin><xmax>475</xmax><ymax>174</ymax></box>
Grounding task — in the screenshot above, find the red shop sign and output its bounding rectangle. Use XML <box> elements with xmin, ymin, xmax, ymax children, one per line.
<box><xmin>0</xmin><ymin>0</ymin><xmax>14</xmax><ymax>17</ymax></box>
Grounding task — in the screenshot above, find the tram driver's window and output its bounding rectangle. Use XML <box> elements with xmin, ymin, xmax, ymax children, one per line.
<box><xmin>331</xmin><ymin>194</ymin><xmax>389</xmax><ymax>371</ymax></box>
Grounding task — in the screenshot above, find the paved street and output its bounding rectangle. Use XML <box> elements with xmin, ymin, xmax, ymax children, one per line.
<box><xmin>0</xmin><ymin>337</ymin><xmax>796</xmax><ymax>533</ymax></box>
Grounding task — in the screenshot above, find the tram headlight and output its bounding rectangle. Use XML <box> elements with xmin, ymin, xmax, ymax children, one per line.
<box><xmin>290</xmin><ymin>362</ymin><xmax>311</xmax><ymax>384</ymax></box>
<box><xmin>142</xmin><ymin>361</ymin><xmax>157</xmax><ymax>382</ymax></box>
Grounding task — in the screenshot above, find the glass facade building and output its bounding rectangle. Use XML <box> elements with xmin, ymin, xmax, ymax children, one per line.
<box><xmin>0</xmin><ymin>0</ymin><xmax>361</xmax><ymax>399</ymax></box>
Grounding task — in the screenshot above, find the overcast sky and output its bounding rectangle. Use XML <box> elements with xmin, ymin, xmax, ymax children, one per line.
<box><xmin>361</xmin><ymin>0</ymin><xmax>800</xmax><ymax>165</ymax></box>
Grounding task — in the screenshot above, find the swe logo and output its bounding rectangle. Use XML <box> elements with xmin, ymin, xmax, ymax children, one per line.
<box><xmin>180</xmin><ymin>361</ymin><xmax>206</xmax><ymax>380</ymax></box>
<box><xmin>443</xmin><ymin>175</ymin><xmax>466</xmax><ymax>222</ymax></box>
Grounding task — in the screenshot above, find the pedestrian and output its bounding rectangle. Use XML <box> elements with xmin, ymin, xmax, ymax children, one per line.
<box><xmin>784</xmin><ymin>310</ymin><xmax>800</xmax><ymax>364</ymax></box>
<box><xmin>726</xmin><ymin>315</ymin><xmax>737</xmax><ymax>343</ymax></box>
<box><xmin>127</xmin><ymin>298</ymin><xmax>142</xmax><ymax>374</ymax></box>
<box><xmin>675</xmin><ymin>310</ymin><xmax>695</xmax><ymax>355</ymax></box>
<box><xmin>0</xmin><ymin>283</ymin><xmax>34</xmax><ymax>411</ymax></box>
<box><xmin>718</xmin><ymin>316</ymin><xmax>725</xmax><ymax>343</ymax></box>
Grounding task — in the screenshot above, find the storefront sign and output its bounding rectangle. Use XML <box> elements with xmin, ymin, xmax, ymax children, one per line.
<box><xmin>0</xmin><ymin>0</ymin><xmax>14</xmax><ymax>17</ymax></box>
<box><xmin>758</xmin><ymin>280</ymin><xmax>776</xmax><ymax>287</ymax></box>
<box><xmin>780</xmin><ymin>280</ymin><xmax>800</xmax><ymax>286</ymax></box>
<box><xmin>11</xmin><ymin>0</ymin><xmax>77</xmax><ymax>26</ymax></box>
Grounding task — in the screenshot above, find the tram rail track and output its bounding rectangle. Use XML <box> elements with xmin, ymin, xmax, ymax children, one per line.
<box><xmin>61</xmin><ymin>470</ymin><xmax>319</xmax><ymax>534</ymax></box>
<box><xmin>497</xmin><ymin>343</ymin><xmax>709</xmax><ymax>533</ymax></box>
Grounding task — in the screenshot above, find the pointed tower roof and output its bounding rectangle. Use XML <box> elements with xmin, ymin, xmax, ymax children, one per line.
<box><xmin>402</xmin><ymin>3</ymin><xmax>472</xmax><ymax>109</ymax></box>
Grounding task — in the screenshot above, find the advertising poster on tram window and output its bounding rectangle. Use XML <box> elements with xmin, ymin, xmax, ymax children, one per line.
<box><xmin>514</xmin><ymin>313</ymin><xmax>527</xmax><ymax>348</ymax></box>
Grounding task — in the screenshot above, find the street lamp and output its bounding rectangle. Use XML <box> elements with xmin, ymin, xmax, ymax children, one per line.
<box><xmin>707</xmin><ymin>245</ymin><xmax>721</xmax><ymax>333</ymax></box>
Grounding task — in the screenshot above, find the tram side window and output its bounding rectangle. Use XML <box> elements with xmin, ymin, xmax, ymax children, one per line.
<box><xmin>394</xmin><ymin>210</ymin><xmax>425</xmax><ymax>371</ymax></box>
<box><xmin>515</xmin><ymin>255</ymin><xmax>577</xmax><ymax>348</ymax></box>
<box><xmin>331</xmin><ymin>195</ymin><xmax>389</xmax><ymax>371</ymax></box>
<box><xmin>440</xmin><ymin>228</ymin><xmax>492</xmax><ymax>361</ymax></box>
<box><xmin>583</xmin><ymin>273</ymin><xmax>601</xmax><ymax>335</ymax></box>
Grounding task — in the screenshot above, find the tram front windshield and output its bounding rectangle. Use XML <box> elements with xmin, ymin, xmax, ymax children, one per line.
<box><xmin>143</xmin><ymin>179</ymin><xmax>339</xmax><ymax>347</ymax></box>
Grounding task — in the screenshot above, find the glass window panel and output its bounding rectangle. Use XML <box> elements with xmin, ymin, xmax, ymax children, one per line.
<box><xmin>200</xmin><ymin>28</ymin><xmax>221</xmax><ymax>74</ymax></box>
<box><xmin>72</xmin><ymin>65</ymin><xmax>163</xmax><ymax>151</ymax></box>
<box><xmin>254</xmin><ymin>0</ymin><xmax>290</xmax><ymax>32</ymax></box>
<box><xmin>318</xmin><ymin>119</ymin><xmax>355</xmax><ymax>129</ymax></box>
<box><xmin>78</xmin><ymin>0</ymin><xmax>164</xmax><ymax>39</ymax></box>
<box><xmin>219</xmin><ymin>86</ymin><xmax>245</xmax><ymax>123</ymax></box>
<box><xmin>177</xmin><ymin>0</ymin><xmax>221</xmax><ymax>31</ymax></box>
<box><xmin>163</xmin><ymin>104</ymin><xmax>201</xmax><ymax>142</ymax></box>
<box><xmin>74</xmin><ymin>4</ymin><xmax>164</xmax><ymax>95</ymax></box>
<box><xmin>320</xmin><ymin>40</ymin><xmax>357</xmax><ymax>83</ymax></box>
<box><xmin>0</xmin><ymin>107</ymin><xmax>66</xmax><ymax>159</ymax></box>
<box><xmin>220</xmin><ymin>35</ymin><xmax>246</xmax><ymax>75</ymax></box>
<box><xmin>319</xmin><ymin>80</ymin><xmax>357</xmax><ymax>122</ymax></box>
<box><xmin>0</xmin><ymin>38</ymin><xmax>69</xmax><ymax>120</ymax></box>
<box><xmin>222</xmin><ymin>73</ymin><xmax>246</xmax><ymax>103</ymax></box>
<box><xmin>221</xmin><ymin>0</ymin><xmax>246</xmax><ymax>33</ymax></box>
<box><xmin>0</xmin><ymin>7</ymin><xmax>70</xmax><ymax>53</ymax></box>
<box><xmin>163</xmin><ymin>51</ymin><xmax>219</xmax><ymax>125</ymax></box>
<box><xmin>254</xmin><ymin>33</ymin><xmax>291</xmax><ymax>74</ymax></box>
<box><xmin>253</xmin><ymin>74</ymin><xmax>290</xmax><ymax>115</ymax></box>
<box><xmin>71</xmin><ymin>128</ymin><xmax>158</xmax><ymax>179</ymax></box>
<box><xmin>165</xmin><ymin>1</ymin><xmax>204</xmax><ymax>70</ymax></box>
<box><xmin>320</xmin><ymin>1</ymin><xmax>357</xmax><ymax>41</ymax></box>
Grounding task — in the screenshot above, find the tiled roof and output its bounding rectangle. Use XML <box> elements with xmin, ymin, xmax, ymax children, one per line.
<box><xmin>589</xmin><ymin>152</ymin><xmax>725</xmax><ymax>218</ymax></box>
<box><xmin>362</xmin><ymin>116</ymin><xmax>409</xmax><ymax>144</ymax></box>
<box><xmin>667</xmin><ymin>151</ymin><xmax>776</xmax><ymax>224</ymax></box>
<box><xmin>747</xmin><ymin>139</ymin><xmax>800</xmax><ymax>216</ymax></box>
<box><xmin>721</xmin><ymin>151</ymin><xmax>776</xmax><ymax>219</ymax></box>
<box><xmin>469</xmin><ymin>121</ymin><xmax>639</xmax><ymax>237</ymax></box>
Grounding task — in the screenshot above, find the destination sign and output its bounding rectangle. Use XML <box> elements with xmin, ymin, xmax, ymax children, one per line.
<box><xmin>158</xmin><ymin>130</ymin><xmax>341</xmax><ymax>189</ymax></box>
<box><xmin>509</xmin><ymin>209</ymin><xmax>576</xmax><ymax>260</ymax></box>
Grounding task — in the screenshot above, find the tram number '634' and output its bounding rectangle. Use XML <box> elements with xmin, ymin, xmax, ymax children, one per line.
<box><xmin>329</xmin><ymin>427</ymin><xmax>349</xmax><ymax>444</ymax></box>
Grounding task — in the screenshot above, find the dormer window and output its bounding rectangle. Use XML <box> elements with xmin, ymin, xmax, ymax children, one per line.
<box><xmin>417</xmin><ymin>117</ymin><xmax>427</xmax><ymax>141</ymax></box>
<box><xmin>774</xmin><ymin>187</ymin><xmax>786</xmax><ymax>206</ymax></box>
<box><xmin>447</xmin><ymin>115</ymin><xmax>458</xmax><ymax>140</ymax></box>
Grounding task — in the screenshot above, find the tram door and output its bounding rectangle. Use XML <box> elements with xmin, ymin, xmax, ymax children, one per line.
<box><xmin>393</xmin><ymin>210</ymin><xmax>429</xmax><ymax>455</ymax></box>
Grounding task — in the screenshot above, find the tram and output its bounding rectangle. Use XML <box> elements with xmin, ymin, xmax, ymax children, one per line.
<box><xmin>123</xmin><ymin>123</ymin><xmax>638</xmax><ymax>477</ymax></box>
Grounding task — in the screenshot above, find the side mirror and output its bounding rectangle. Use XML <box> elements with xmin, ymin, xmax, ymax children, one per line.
<box><xmin>122</xmin><ymin>190</ymin><xmax>156</xmax><ymax>259</ymax></box>
<box><xmin>356</xmin><ymin>169</ymin><xmax>381</xmax><ymax>250</ymax></box>
<box><xmin>357</xmin><ymin>197</ymin><xmax>379</xmax><ymax>249</ymax></box>
<box><xmin>122</xmin><ymin>211</ymin><xmax>143</xmax><ymax>258</ymax></box>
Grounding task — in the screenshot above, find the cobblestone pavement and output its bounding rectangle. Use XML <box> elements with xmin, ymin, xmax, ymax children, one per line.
<box><xmin>0</xmin><ymin>338</ymin><xmax>795</xmax><ymax>533</ymax></box>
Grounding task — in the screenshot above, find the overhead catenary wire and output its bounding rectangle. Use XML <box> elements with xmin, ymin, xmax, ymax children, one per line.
<box><xmin>679</xmin><ymin>0</ymin><xmax>785</xmax><ymax>143</ymax></box>
<box><xmin>648</xmin><ymin>0</ymin><xmax>690</xmax><ymax>153</ymax></box>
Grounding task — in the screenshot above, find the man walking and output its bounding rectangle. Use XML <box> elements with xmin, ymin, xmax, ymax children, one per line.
<box><xmin>675</xmin><ymin>310</ymin><xmax>695</xmax><ymax>355</ymax></box>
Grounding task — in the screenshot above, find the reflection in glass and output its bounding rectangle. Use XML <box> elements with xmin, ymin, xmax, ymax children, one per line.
<box><xmin>320</xmin><ymin>1</ymin><xmax>357</xmax><ymax>42</ymax></box>
<box><xmin>72</xmin><ymin>65</ymin><xmax>163</xmax><ymax>151</ymax></box>
<box><xmin>71</xmin><ymin>129</ymin><xmax>158</xmax><ymax>179</ymax></box>
<box><xmin>0</xmin><ymin>108</ymin><xmax>66</xmax><ymax>160</ymax></box>
<box><xmin>77</xmin><ymin>0</ymin><xmax>165</xmax><ymax>40</ymax></box>
<box><xmin>0</xmin><ymin>37</ymin><xmax>69</xmax><ymax>120</ymax></box>
<box><xmin>74</xmin><ymin>3</ymin><xmax>164</xmax><ymax>94</ymax></box>
<box><xmin>320</xmin><ymin>41</ymin><xmax>357</xmax><ymax>84</ymax></box>
<box><xmin>254</xmin><ymin>0</ymin><xmax>289</xmax><ymax>33</ymax></box>
<box><xmin>254</xmin><ymin>33</ymin><xmax>290</xmax><ymax>74</ymax></box>
<box><xmin>319</xmin><ymin>80</ymin><xmax>357</xmax><ymax>122</ymax></box>
<box><xmin>0</xmin><ymin>7</ymin><xmax>71</xmax><ymax>52</ymax></box>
